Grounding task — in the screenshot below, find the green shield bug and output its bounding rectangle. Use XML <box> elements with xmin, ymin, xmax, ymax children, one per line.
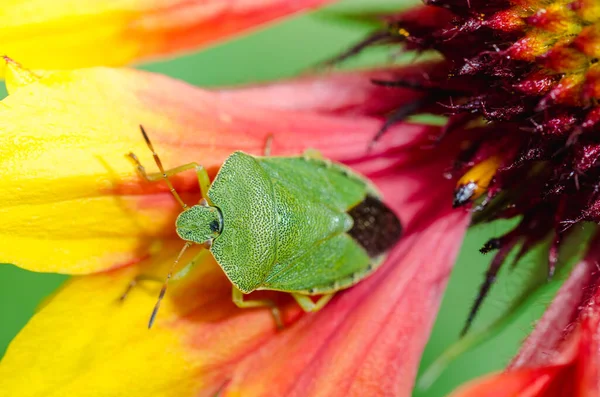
<box><xmin>128</xmin><ymin>126</ymin><xmax>402</xmax><ymax>328</ymax></box>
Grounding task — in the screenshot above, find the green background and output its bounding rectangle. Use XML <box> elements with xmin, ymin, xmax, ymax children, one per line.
<box><xmin>0</xmin><ymin>0</ymin><xmax>583</xmax><ymax>395</ymax></box>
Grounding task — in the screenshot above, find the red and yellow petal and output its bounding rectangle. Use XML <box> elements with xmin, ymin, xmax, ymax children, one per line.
<box><xmin>0</xmin><ymin>243</ymin><xmax>293</xmax><ymax>397</ymax></box>
<box><xmin>0</xmin><ymin>133</ymin><xmax>468</xmax><ymax>396</ymax></box>
<box><xmin>0</xmin><ymin>59</ymin><xmax>435</xmax><ymax>275</ymax></box>
<box><xmin>0</xmin><ymin>0</ymin><xmax>335</xmax><ymax>75</ymax></box>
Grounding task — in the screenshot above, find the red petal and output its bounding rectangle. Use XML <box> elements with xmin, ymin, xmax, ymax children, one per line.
<box><xmin>216</xmin><ymin>64</ymin><xmax>442</xmax><ymax>117</ymax></box>
<box><xmin>449</xmin><ymin>367</ymin><xmax>563</xmax><ymax>397</ymax></box>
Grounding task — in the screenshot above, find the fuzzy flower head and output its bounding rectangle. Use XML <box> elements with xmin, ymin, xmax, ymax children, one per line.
<box><xmin>340</xmin><ymin>0</ymin><xmax>600</xmax><ymax>334</ymax></box>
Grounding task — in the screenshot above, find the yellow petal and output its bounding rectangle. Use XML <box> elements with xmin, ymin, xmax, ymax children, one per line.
<box><xmin>2</xmin><ymin>56</ymin><xmax>41</xmax><ymax>93</ymax></box>
<box><xmin>0</xmin><ymin>0</ymin><xmax>335</xmax><ymax>74</ymax></box>
<box><xmin>0</xmin><ymin>243</ymin><xmax>288</xmax><ymax>396</ymax></box>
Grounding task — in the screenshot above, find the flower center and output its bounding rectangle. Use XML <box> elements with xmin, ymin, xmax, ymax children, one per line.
<box><xmin>344</xmin><ymin>0</ymin><xmax>600</xmax><ymax>333</ymax></box>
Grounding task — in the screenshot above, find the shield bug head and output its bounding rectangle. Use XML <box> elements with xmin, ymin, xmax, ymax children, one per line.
<box><xmin>176</xmin><ymin>200</ymin><xmax>223</xmax><ymax>244</ymax></box>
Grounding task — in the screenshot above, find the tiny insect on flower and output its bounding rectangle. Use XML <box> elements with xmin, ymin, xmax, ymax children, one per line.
<box><xmin>127</xmin><ymin>125</ymin><xmax>403</xmax><ymax>329</ymax></box>
<box><xmin>453</xmin><ymin>156</ymin><xmax>502</xmax><ymax>208</ymax></box>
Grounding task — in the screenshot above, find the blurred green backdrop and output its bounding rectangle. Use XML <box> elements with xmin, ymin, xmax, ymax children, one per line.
<box><xmin>0</xmin><ymin>0</ymin><xmax>584</xmax><ymax>396</ymax></box>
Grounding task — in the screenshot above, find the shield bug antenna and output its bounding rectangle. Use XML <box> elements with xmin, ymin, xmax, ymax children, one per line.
<box><xmin>129</xmin><ymin>125</ymin><xmax>188</xmax><ymax>210</ymax></box>
<box><xmin>147</xmin><ymin>241</ymin><xmax>193</xmax><ymax>329</ymax></box>
<box><xmin>129</xmin><ymin>125</ymin><xmax>195</xmax><ymax>329</ymax></box>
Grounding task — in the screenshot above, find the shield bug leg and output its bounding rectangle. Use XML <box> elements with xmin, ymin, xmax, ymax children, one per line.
<box><xmin>118</xmin><ymin>249</ymin><xmax>209</xmax><ymax>325</ymax></box>
<box><xmin>129</xmin><ymin>125</ymin><xmax>213</xmax><ymax>203</ymax></box>
<box><xmin>127</xmin><ymin>155</ymin><xmax>211</xmax><ymax>200</ymax></box>
<box><xmin>231</xmin><ymin>287</ymin><xmax>283</xmax><ymax>330</ymax></box>
<box><xmin>291</xmin><ymin>293</ymin><xmax>335</xmax><ymax>312</ymax></box>
<box><xmin>263</xmin><ymin>134</ymin><xmax>273</xmax><ymax>156</ymax></box>
<box><xmin>170</xmin><ymin>249</ymin><xmax>211</xmax><ymax>281</ymax></box>
<box><xmin>119</xmin><ymin>275</ymin><xmax>162</xmax><ymax>301</ymax></box>
<box><xmin>302</xmin><ymin>148</ymin><xmax>324</xmax><ymax>160</ymax></box>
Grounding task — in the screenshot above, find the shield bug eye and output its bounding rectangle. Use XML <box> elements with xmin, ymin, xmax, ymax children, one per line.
<box><xmin>209</xmin><ymin>219</ymin><xmax>220</xmax><ymax>232</ymax></box>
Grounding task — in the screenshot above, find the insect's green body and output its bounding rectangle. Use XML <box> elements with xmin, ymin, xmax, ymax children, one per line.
<box><xmin>176</xmin><ymin>151</ymin><xmax>396</xmax><ymax>297</ymax></box>
<box><xmin>129</xmin><ymin>126</ymin><xmax>403</xmax><ymax>327</ymax></box>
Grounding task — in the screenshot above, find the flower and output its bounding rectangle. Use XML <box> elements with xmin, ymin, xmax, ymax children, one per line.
<box><xmin>0</xmin><ymin>56</ymin><xmax>469</xmax><ymax>395</ymax></box>
<box><xmin>12</xmin><ymin>0</ymin><xmax>600</xmax><ymax>394</ymax></box>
